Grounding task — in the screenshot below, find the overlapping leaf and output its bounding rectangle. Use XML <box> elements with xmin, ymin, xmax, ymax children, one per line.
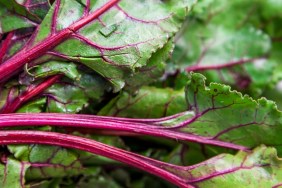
<box><xmin>0</xmin><ymin>0</ymin><xmax>50</xmax><ymax>22</ymax></box>
<box><xmin>7</xmin><ymin>145</ymin><xmax>83</xmax><ymax>180</ymax></box>
<box><xmin>0</xmin><ymin>157</ymin><xmax>30</xmax><ymax>188</ymax></box>
<box><xmin>43</xmin><ymin>70</ymin><xmax>110</xmax><ymax>113</ymax></box>
<box><xmin>99</xmin><ymin>86</ymin><xmax>187</xmax><ymax>118</ymax></box>
<box><xmin>170</xmin><ymin>0</ymin><xmax>275</xmax><ymax>96</ymax></box>
<box><xmin>24</xmin><ymin>0</ymin><xmax>196</xmax><ymax>91</ymax></box>
<box><xmin>180</xmin><ymin>73</ymin><xmax>282</xmax><ymax>153</ymax></box>
<box><xmin>0</xmin><ymin>0</ymin><xmax>50</xmax><ymax>34</ymax></box>
<box><xmin>2</xmin><ymin>0</ymin><xmax>282</xmax><ymax>187</ymax></box>
<box><xmin>172</xmin><ymin>146</ymin><xmax>282</xmax><ymax>187</ymax></box>
<box><xmin>0</xmin><ymin>6</ymin><xmax>36</xmax><ymax>34</ymax></box>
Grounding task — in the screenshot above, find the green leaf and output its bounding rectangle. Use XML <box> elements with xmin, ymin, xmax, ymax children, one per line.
<box><xmin>28</xmin><ymin>0</ymin><xmax>196</xmax><ymax>91</ymax></box>
<box><xmin>0</xmin><ymin>0</ymin><xmax>50</xmax><ymax>22</ymax></box>
<box><xmin>26</xmin><ymin>61</ymin><xmax>81</xmax><ymax>81</ymax></box>
<box><xmin>0</xmin><ymin>6</ymin><xmax>36</xmax><ymax>34</ymax></box>
<box><xmin>175</xmin><ymin>146</ymin><xmax>282</xmax><ymax>187</ymax></box>
<box><xmin>44</xmin><ymin>70</ymin><xmax>110</xmax><ymax>113</ymax></box>
<box><xmin>99</xmin><ymin>86</ymin><xmax>187</xmax><ymax>118</ymax></box>
<box><xmin>17</xmin><ymin>98</ymin><xmax>47</xmax><ymax>113</ymax></box>
<box><xmin>8</xmin><ymin>145</ymin><xmax>83</xmax><ymax>181</ymax></box>
<box><xmin>183</xmin><ymin>73</ymin><xmax>282</xmax><ymax>153</ymax></box>
<box><xmin>0</xmin><ymin>157</ymin><xmax>30</xmax><ymax>188</ymax></box>
<box><xmin>124</xmin><ymin>40</ymin><xmax>174</xmax><ymax>91</ymax></box>
<box><xmin>170</xmin><ymin>0</ymin><xmax>275</xmax><ymax>96</ymax></box>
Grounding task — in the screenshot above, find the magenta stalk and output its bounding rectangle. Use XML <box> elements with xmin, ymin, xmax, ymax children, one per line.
<box><xmin>0</xmin><ymin>0</ymin><xmax>120</xmax><ymax>82</ymax></box>
<box><xmin>0</xmin><ymin>130</ymin><xmax>194</xmax><ymax>188</ymax></box>
<box><xmin>0</xmin><ymin>113</ymin><xmax>249</xmax><ymax>151</ymax></box>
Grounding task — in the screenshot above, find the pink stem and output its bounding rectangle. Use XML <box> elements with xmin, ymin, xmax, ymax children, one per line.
<box><xmin>186</xmin><ymin>58</ymin><xmax>261</xmax><ymax>72</ymax></box>
<box><xmin>0</xmin><ymin>31</ymin><xmax>14</xmax><ymax>63</ymax></box>
<box><xmin>0</xmin><ymin>130</ymin><xmax>194</xmax><ymax>188</ymax></box>
<box><xmin>0</xmin><ymin>0</ymin><xmax>120</xmax><ymax>83</ymax></box>
<box><xmin>0</xmin><ymin>113</ymin><xmax>249</xmax><ymax>151</ymax></box>
<box><xmin>0</xmin><ymin>75</ymin><xmax>62</xmax><ymax>113</ymax></box>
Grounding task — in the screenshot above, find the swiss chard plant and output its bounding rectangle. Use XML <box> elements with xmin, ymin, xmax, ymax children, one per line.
<box><xmin>0</xmin><ymin>0</ymin><xmax>282</xmax><ymax>187</ymax></box>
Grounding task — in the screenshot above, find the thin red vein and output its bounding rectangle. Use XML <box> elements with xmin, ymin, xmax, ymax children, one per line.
<box><xmin>186</xmin><ymin>57</ymin><xmax>262</xmax><ymax>72</ymax></box>
<box><xmin>24</xmin><ymin>0</ymin><xmax>31</xmax><ymax>6</ymax></box>
<box><xmin>73</xmin><ymin>34</ymin><xmax>154</xmax><ymax>51</ymax></box>
<box><xmin>188</xmin><ymin>164</ymin><xmax>269</xmax><ymax>184</ymax></box>
<box><xmin>51</xmin><ymin>0</ymin><xmax>61</xmax><ymax>34</ymax></box>
<box><xmin>20</xmin><ymin>162</ymin><xmax>26</xmax><ymax>188</ymax></box>
<box><xmin>83</xmin><ymin>0</ymin><xmax>91</xmax><ymax>16</ymax></box>
<box><xmin>115</xmin><ymin>4</ymin><xmax>171</xmax><ymax>25</ymax></box>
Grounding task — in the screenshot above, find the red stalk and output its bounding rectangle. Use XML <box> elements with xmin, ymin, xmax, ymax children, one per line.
<box><xmin>0</xmin><ymin>31</ymin><xmax>14</xmax><ymax>63</ymax></box>
<box><xmin>186</xmin><ymin>58</ymin><xmax>261</xmax><ymax>72</ymax></box>
<box><xmin>0</xmin><ymin>113</ymin><xmax>249</xmax><ymax>151</ymax></box>
<box><xmin>0</xmin><ymin>0</ymin><xmax>120</xmax><ymax>83</ymax></box>
<box><xmin>0</xmin><ymin>75</ymin><xmax>62</xmax><ymax>113</ymax></box>
<box><xmin>0</xmin><ymin>130</ymin><xmax>195</xmax><ymax>188</ymax></box>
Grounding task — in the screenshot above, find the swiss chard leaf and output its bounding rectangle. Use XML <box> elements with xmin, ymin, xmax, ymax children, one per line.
<box><xmin>0</xmin><ymin>0</ymin><xmax>196</xmax><ymax>91</ymax></box>
<box><xmin>44</xmin><ymin>70</ymin><xmax>110</xmax><ymax>113</ymax></box>
<box><xmin>99</xmin><ymin>86</ymin><xmax>187</xmax><ymax>118</ymax></box>
<box><xmin>0</xmin><ymin>0</ymin><xmax>50</xmax><ymax>23</ymax></box>
<box><xmin>182</xmin><ymin>73</ymin><xmax>282</xmax><ymax>153</ymax></box>
<box><xmin>170</xmin><ymin>0</ymin><xmax>275</xmax><ymax>96</ymax></box>
<box><xmin>181</xmin><ymin>146</ymin><xmax>282</xmax><ymax>187</ymax></box>
<box><xmin>7</xmin><ymin>145</ymin><xmax>83</xmax><ymax>181</ymax></box>
<box><xmin>0</xmin><ymin>157</ymin><xmax>30</xmax><ymax>188</ymax></box>
<box><xmin>0</xmin><ymin>7</ymin><xmax>36</xmax><ymax>34</ymax></box>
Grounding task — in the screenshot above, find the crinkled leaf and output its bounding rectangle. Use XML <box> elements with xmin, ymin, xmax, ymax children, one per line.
<box><xmin>174</xmin><ymin>146</ymin><xmax>282</xmax><ymax>187</ymax></box>
<box><xmin>182</xmin><ymin>73</ymin><xmax>282</xmax><ymax>153</ymax></box>
<box><xmin>1</xmin><ymin>28</ymin><xmax>34</xmax><ymax>61</ymax></box>
<box><xmin>176</xmin><ymin>25</ymin><xmax>271</xmax><ymax>92</ymax></box>
<box><xmin>124</xmin><ymin>40</ymin><xmax>174</xmax><ymax>91</ymax></box>
<box><xmin>0</xmin><ymin>81</ymin><xmax>23</xmax><ymax>111</ymax></box>
<box><xmin>0</xmin><ymin>65</ymin><xmax>109</xmax><ymax>114</ymax></box>
<box><xmin>17</xmin><ymin>0</ymin><xmax>51</xmax><ymax>20</ymax></box>
<box><xmin>26</xmin><ymin>0</ymin><xmax>196</xmax><ymax>91</ymax></box>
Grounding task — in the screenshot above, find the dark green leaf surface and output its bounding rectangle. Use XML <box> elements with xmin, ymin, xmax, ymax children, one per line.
<box><xmin>0</xmin><ymin>6</ymin><xmax>36</xmax><ymax>34</ymax></box>
<box><xmin>0</xmin><ymin>0</ymin><xmax>50</xmax><ymax>22</ymax></box>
